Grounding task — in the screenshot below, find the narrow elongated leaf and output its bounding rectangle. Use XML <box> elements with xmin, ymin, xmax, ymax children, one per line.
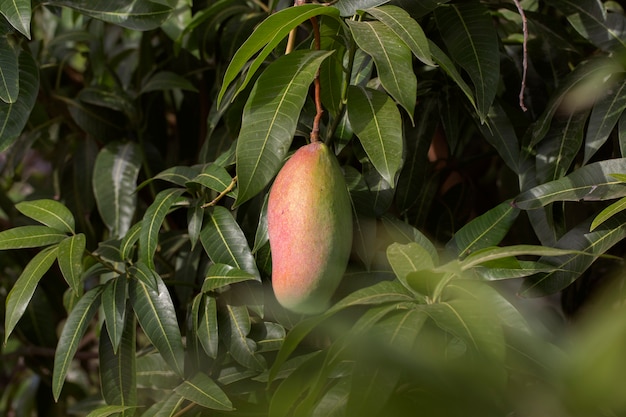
<box><xmin>477</xmin><ymin>102</ymin><xmax>520</xmax><ymax>174</ymax></box>
<box><xmin>217</xmin><ymin>4</ymin><xmax>340</xmax><ymax>105</ymax></box>
<box><xmin>224</xmin><ymin>304</ymin><xmax>266</xmax><ymax>371</ymax></box>
<box><xmin>130</xmin><ymin>273</ymin><xmax>185</xmax><ymax>377</ymax></box>
<box><xmin>120</xmin><ymin>222</ymin><xmax>141</xmax><ymax>261</ymax></box>
<box><xmin>16</xmin><ymin>199</ymin><xmax>75</xmax><ymax>233</ymax></box>
<box><xmin>153</xmin><ymin>165</ymin><xmax>202</xmax><ymax>187</ymax></box>
<box><xmin>348</xmin><ymin>20</ymin><xmax>416</xmax><ymax>118</ymax></box>
<box><xmin>520</xmin><ymin>214</ymin><xmax>626</xmax><ymax>296</ymax></box>
<box><xmin>99</xmin><ymin>315</ymin><xmax>136</xmax><ymax>411</ymax></box>
<box><xmin>460</xmin><ymin>245</ymin><xmax>576</xmax><ymax>270</ymax></box>
<box><xmin>140</xmin><ymin>71</ymin><xmax>198</xmax><ymax>94</ymax></box>
<box><xmin>591</xmin><ymin>196</ymin><xmax>626</xmax><ymax>231</ymax></box>
<box><xmin>187</xmin><ymin>163</ymin><xmax>236</xmax><ymax>197</ymax></box>
<box><xmin>447</xmin><ymin>200</ymin><xmax>520</xmax><ymax>258</ymax></box>
<box><xmin>196</xmin><ymin>294</ymin><xmax>218</xmax><ymax>358</ymax></box>
<box><xmin>513</xmin><ymin>158</ymin><xmax>626</xmax><ymax>209</ymax></box>
<box><xmin>367</xmin><ymin>5</ymin><xmax>433</xmax><ymax>66</ymax></box>
<box><xmin>335</xmin><ymin>0</ymin><xmax>389</xmax><ymax>16</ymax></box>
<box><xmin>102</xmin><ymin>277</ymin><xmax>127</xmax><ymax>353</ymax></box>
<box><xmin>474</xmin><ymin>261</ymin><xmax>556</xmax><ymax>281</ymax></box>
<box><xmin>202</xmin><ymin>263</ymin><xmax>256</xmax><ymax>292</ymax></box>
<box><xmin>428</xmin><ymin>40</ymin><xmax>476</xmax><ymax>109</ymax></box>
<box><xmin>47</xmin><ymin>0</ymin><xmax>173</xmax><ymax>31</ymax></box>
<box><xmin>4</xmin><ymin>246</ymin><xmax>58</xmax><ymax>342</ymax></box>
<box><xmin>136</xmin><ymin>355</ymin><xmax>179</xmax><ymax>390</ymax></box>
<box><xmin>139</xmin><ymin>188</ymin><xmax>185</xmax><ymax>269</ymax></box>
<box><xmin>435</xmin><ymin>2</ymin><xmax>499</xmax><ymax>122</ymax></box>
<box><xmin>200</xmin><ymin>206</ymin><xmax>260</xmax><ymax>278</ymax></box>
<box><xmin>318</xmin><ymin>16</ymin><xmax>347</xmax><ymax>118</ymax></box>
<box><xmin>0</xmin><ymin>0</ymin><xmax>31</xmax><ymax>38</ymax></box>
<box><xmin>53</xmin><ymin>286</ymin><xmax>103</xmax><ymax>401</ymax></box>
<box><xmin>387</xmin><ymin>242</ymin><xmax>435</xmax><ymax>283</ymax></box>
<box><xmin>234</xmin><ymin>50</ymin><xmax>333</xmax><ymax>206</ymax></box>
<box><xmin>584</xmin><ymin>78</ymin><xmax>626</xmax><ymax>163</ymax></box>
<box><xmin>174</xmin><ymin>372</ymin><xmax>233</xmax><ymax>411</ymax></box>
<box><xmin>0</xmin><ymin>226</ymin><xmax>66</xmax><ymax>250</ymax></box>
<box><xmin>85</xmin><ymin>406</ymin><xmax>137</xmax><ymax>417</ymax></box>
<box><xmin>347</xmin><ymin>86</ymin><xmax>403</xmax><ymax>186</ymax></box>
<box><xmin>58</xmin><ymin>234</ymin><xmax>86</xmax><ymax>294</ymax></box>
<box><xmin>0</xmin><ymin>50</ymin><xmax>39</xmax><ymax>151</ymax></box>
<box><xmin>0</xmin><ymin>36</ymin><xmax>19</xmax><ymax>103</ymax></box>
<box><xmin>93</xmin><ymin>142</ymin><xmax>142</xmax><ymax>238</ymax></box>
<box><xmin>381</xmin><ymin>215</ymin><xmax>438</xmax><ymax>264</ymax></box>
<box><xmin>139</xmin><ymin>392</ymin><xmax>185</xmax><ymax>417</ymax></box>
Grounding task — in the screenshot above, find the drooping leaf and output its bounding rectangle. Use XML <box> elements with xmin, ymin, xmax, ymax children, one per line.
<box><xmin>174</xmin><ymin>372</ymin><xmax>233</xmax><ymax>411</ymax></box>
<box><xmin>234</xmin><ymin>50</ymin><xmax>333</xmax><ymax>206</ymax></box>
<box><xmin>15</xmin><ymin>199</ymin><xmax>76</xmax><ymax>233</ymax></box>
<box><xmin>0</xmin><ymin>226</ymin><xmax>66</xmax><ymax>250</ymax></box>
<box><xmin>84</xmin><ymin>406</ymin><xmax>137</xmax><ymax>417</ymax></box>
<box><xmin>591</xmin><ymin>196</ymin><xmax>626</xmax><ymax>231</ymax></box>
<box><xmin>202</xmin><ymin>263</ymin><xmax>257</xmax><ymax>292</ymax></box>
<box><xmin>138</xmin><ymin>188</ymin><xmax>185</xmax><ymax>269</ymax></box>
<box><xmin>0</xmin><ymin>0</ymin><xmax>31</xmax><ymax>37</ymax></box>
<box><xmin>381</xmin><ymin>215</ymin><xmax>438</xmax><ymax>264</ymax></box>
<box><xmin>447</xmin><ymin>200</ymin><xmax>520</xmax><ymax>258</ymax></box>
<box><xmin>99</xmin><ymin>315</ymin><xmax>137</xmax><ymax>413</ymax></box>
<box><xmin>152</xmin><ymin>165</ymin><xmax>203</xmax><ymax>187</ymax></box>
<box><xmin>101</xmin><ymin>277</ymin><xmax>127</xmax><ymax>353</ymax></box>
<box><xmin>93</xmin><ymin>141</ymin><xmax>142</xmax><ymax>238</ymax></box>
<box><xmin>477</xmin><ymin>102</ymin><xmax>520</xmax><ymax>174</ymax></box>
<box><xmin>434</xmin><ymin>2</ymin><xmax>499</xmax><ymax>122</ymax></box>
<box><xmin>584</xmin><ymin>78</ymin><xmax>626</xmax><ymax>163</ymax></box>
<box><xmin>47</xmin><ymin>0</ymin><xmax>173</xmax><ymax>31</ymax></box>
<box><xmin>347</xmin><ymin>20</ymin><xmax>416</xmax><ymax>118</ymax></box>
<box><xmin>195</xmin><ymin>294</ymin><xmax>218</xmax><ymax>358</ymax></box>
<box><xmin>513</xmin><ymin>158</ymin><xmax>626</xmax><ymax>209</ymax></box>
<box><xmin>223</xmin><ymin>304</ymin><xmax>266</xmax><ymax>371</ymax></box>
<box><xmin>366</xmin><ymin>5</ymin><xmax>434</xmax><ymax>66</ymax></box>
<box><xmin>318</xmin><ymin>16</ymin><xmax>347</xmax><ymax>118</ymax></box>
<box><xmin>139</xmin><ymin>392</ymin><xmax>185</xmax><ymax>417</ymax></box>
<box><xmin>57</xmin><ymin>234</ymin><xmax>86</xmax><ymax>294</ymax></box>
<box><xmin>217</xmin><ymin>4</ymin><xmax>340</xmax><ymax>105</ymax></box>
<box><xmin>200</xmin><ymin>206</ymin><xmax>260</xmax><ymax>278</ymax></box>
<box><xmin>520</xmin><ymin>213</ymin><xmax>626</xmax><ymax>297</ymax></box>
<box><xmin>130</xmin><ymin>272</ymin><xmax>185</xmax><ymax>377</ymax></box>
<box><xmin>4</xmin><ymin>246</ymin><xmax>58</xmax><ymax>342</ymax></box>
<box><xmin>53</xmin><ymin>285</ymin><xmax>103</xmax><ymax>401</ymax></box>
<box><xmin>0</xmin><ymin>36</ymin><xmax>19</xmax><ymax>103</ymax></box>
<box><xmin>428</xmin><ymin>40</ymin><xmax>476</xmax><ymax>110</ymax></box>
<box><xmin>0</xmin><ymin>50</ymin><xmax>39</xmax><ymax>151</ymax></box>
<box><xmin>459</xmin><ymin>245</ymin><xmax>576</xmax><ymax>270</ymax></box>
<box><xmin>347</xmin><ymin>86</ymin><xmax>403</xmax><ymax>186</ymax></box>
<box><xmin>120</xmin><ymin>222</ymin><xmax>142</xmax><ymax>261</ymax></box>
<box><xmin>187</xmin><ymin>163</ymin><xmax>237</xmax><ymax>198</ymax></box>
<box><xmin>140</xmin><ymin>71</ymin><xmax>198</xmax><ymax>94</ymax></box>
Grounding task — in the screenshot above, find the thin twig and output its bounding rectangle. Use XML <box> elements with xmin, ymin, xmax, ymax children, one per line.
<box><xmin>286</xmin><ymin>0</ymin><xmax>307</xmax><ymax>54</ymax></box>
<box><xmin>201</xmin><ymin>176</ymin><xmax>238</xmax><ymax>208</ymax></box>
<box><xmin>513</xmin><ymin>0</ymin><xmax>529</xmax><ymax>112</ymax></box>
<box><xmin>310</xmin><ymin>15</ymin><xmax>323</xmax><ymax>143</ymax></box>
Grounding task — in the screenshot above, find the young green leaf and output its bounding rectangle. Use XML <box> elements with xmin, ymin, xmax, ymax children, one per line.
<box><xmin>347</xmin><ymin>86</ymin><xmax>403</xmax><ymax>187</ymax></box>
<box><xmin>16</xmin><ymin>199</ymin><xmax>76</xmax><ymax>233</ymax></box>
<box><xmin>387</xmin><ymin>242</ymin><xmax>435</xmax><ymax>290</ymax></box>
<box><xmin>53</xmin><ymin>285</ymin><xmax>103</xmax><ymax>401</ymax></box>
<box><xmin>0</xmin><ymin>226</ymin><xmax>66</xmax><ymax>250</ymax></box>
<box><xmin>173</xmin><ymin>372</ymin><xmax>233</xmax><ymax>411</ymax></box>
<box><xmin>57</xmin><ymin>234</ymin><xmax>86</xmax><ymax>294</ymax></box>
<box><xmin>4</xmin><ymin>246</ymin><xmax>58</xmax><ymax>343</ymax></box>
<box><xmin>139</xmin><ymin>188</ymin><xmax>185</xmax><ymax>269</ymax></box>
<box><xmin>130</xmin><ymin>272</ymin><xmax>185</xmax><ymax>377</ymax></box>
<box><xmin>234</xmin><ymin>50</ymin><xmax>333</xmax><ymax>206</ymax></box>
<box><xmin>347</xmin><ymin>20</ymin><xmax>417</xmax><ymax>118</ymax></box>
<box><xmin>381</xmin><ymin>215</ymin><xmax>439</xmax><ymax>264</ymax></box>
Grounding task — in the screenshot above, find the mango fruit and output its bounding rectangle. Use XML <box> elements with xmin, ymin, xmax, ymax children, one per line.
<box><xmin>268</xmin><ymin>142</ymin><xmax>352</xmax><ymax>314</ymax></box>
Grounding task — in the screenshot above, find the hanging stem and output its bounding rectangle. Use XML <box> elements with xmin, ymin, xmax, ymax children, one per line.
<box><xmin>286</xmin><ymin>0</ymin><xmax>307</xmax><ymax>54</ymax></box>
<box><xmin>202</xmin><ymin>176</ymin><xmax>238</xmax><ymax>208</ymax></box>
<box><xmin>513</xmin><ymin>0</ymin><xmax>529</xmax><ymax>112</ymax></box>
<box><xmin>310</xmin><ymin>15</ymin><xmax>323</xmax><ymax>143</ymax></box>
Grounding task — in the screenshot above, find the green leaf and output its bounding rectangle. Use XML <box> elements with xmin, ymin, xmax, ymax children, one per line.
<box><xmin>53</xmin><ymin>285</ymin><xmax>103</xmax><ymax>401</ymax></box>
<box><xmin>435</xmin><ymin>2</ymin><xmax>499</xmax><ymax>122</ymax></box>
<box><xmin>196</xmin><ymin>294</ymin><xmax>218</xmax><ymax>358</ymax></box>
<box><xmin>591</xmin><ymin>196</ymin><xmax>626</xmax><ymax>231</ymax></box>
<box><xmin>140</xmin><ymin>71</ymin><xmax>198</xmax><ymax>94</ymax></box>
<box><xmin>102</xmin><ymin>277</ymin><xmax>127</xmax><ymax>353</ymax></box>
<box><xmin>16</xmin><ymin>199</ymin><xmax>76</xmax><ymax>233</ymax></box>
<box><xmin>99</xmin><ymin>315</ymin><xmax>136</xmax><ymax>412</ymax></box>
<box><xmin>187</xmin><ymin>163</ymin><xmax>236</xmax><ymax>197</ymax></box>
<box><xmin>0</xmin><ymin>36</ymin><xmax>19</xmax><ymax>103</ymax></box>
<box><xmin>139</xmin><ymin>392</ymin><xmax>185</xmax><ymax>417</ymax></box>
<box><xmin>0</xmin><ymin>226</ymin><xmax>66</xmax><ymax>250</ymax></box>
<box><xmin>347</xmin><ymin>20</ymin><xmax>416</xmax><ymax>118</ymax></box>
<box><xmin>584</xmin><ymin>78</ymin><xmax>626</xmax><ymax>164</ymax></box>
<box><xmin>447</xmin><ymin>200</ymin><xmax>520</xmax><ymax>258</ymax></box>
<box><xmin>120</xmin><ymin>222</ymin><xmax>141</xmax><ymax>261</ymax></box>
<box><xmin>520</xmin><ymin>213</ymin><xmax>626</xmax><ymax>297</ymax></box>
<box><xmin>334</xmin><ymin>0</ymin><xmax>388</xmax><ymax>16</ymax></box>
<box><xmin>0</xmin><ymin>50</ymin><xmax>39</xmax><ymax>151</ymax></box>
<box><xmin>47</xmin><ymin>0</ymin><xmax>173</xmax><ymax>31</ymax></box>
<box><xmin>513</xmin><ymin>158</ymin><xmax>626</xmax><ymax>209</ymax></box>
<box><xmin>136</xmin><ymin>354</ymin><xmax>179</xmax><ymax>390</ymax></box>
<box><xmin>85</xmin><ymin>405</ymin><xmax>137</xmax><ymax>417</ymax></box>
<box><xmin>0</xmin><ymin>0</ymin><xmax>31</xmax><ymax>38</ymax></box>
<box><xmin>153</xmin><ymin>165</ymin><xmax>202</xmax><ymax>187</ymax></box>
<box><xmin>223</xmin><ymin>304</ymin><xmax>266</xmax><ymax>371</ymax></box>
<box><xmin>217</xmin><ymin>4</ymin><xmax>340</xmax><ymax>106</ymax></box>
<box><xmin>428</xmin><ymin>40</ymin><xmax>476</xmax><ymax>110</ymax></box>
<box><xmin>460</xmin><ymin>244</ymin><xmax>576</xmax><ymax>270</ymax></box>
<box><xmin>139</xmin><ymin>188</ymin><xmax>185</xmax><ymax>269</ymax></box>
<box><xmin>477</xmin><ymin>102</ymin><xmax>520</xmax><ymax>174</ymax></box>
<box><xmin>200</xmin><ymin>206</ymin><xmax>260</xmax><ymax>279</ymax></box>
<box><xmin>130</xmin><ymin>272</ymin><xmax>185</xmax><ymax>377</ymax></box>
<box><xmin>318</xmin><ymin>16</ymin><xmax>347</xmax><ymax>118</ymax></box>
<box><xmin>202</xmin><ymin>263</ymin><xmax>257</xmax><ymax>292</ymax></box>
<box><xmin>234</xmin><ymin>50</ymin><xmax>333</xmax><ymax>206</ymax></box>
<box><xmin>58</xmin><ymin>234</ymin><xmax>86</xmax><ymax>294</ymax></box>
<box><xmin>381</xmin><ymin>216</ymin><xmax>438</xmax><ymax>264</ymax></box>
<box><xmin>4</xmin><ymin>246</ymin><xmax>58</xmax><ymax>342</ymax></box>
<box><xmin>347</xmin><ymin>86</ymin><xmax>403</xmax><ymax>186</ymax></box>
<box><xmin>174</xmin><ymin>372</ymin><xmax>233</xmax><ymax>411</ymax></box>
<box><xmin>387</xmin><ymin>242</ymin><xmax>435</xmax><ymax>290</ymax></box>
<box><xmin>366</xmin><ymin>5</ymin><xmax>434</xmax><ymax>66</ymax></box>
<box><xmin>474</xmin><ymin>261</ymin><xmax>556</xmax><ymax>281</ymax></box>
<box><xmin>93</xmin><ymin>141</ymin><xmax>142</xmax><ymax>239</ymax></box>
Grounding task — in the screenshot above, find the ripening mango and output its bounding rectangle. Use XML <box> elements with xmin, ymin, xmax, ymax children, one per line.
<box><xmin>267</xmin><ymin>142</ymin><xmax>352</xmax><ymax>314</ymax></box>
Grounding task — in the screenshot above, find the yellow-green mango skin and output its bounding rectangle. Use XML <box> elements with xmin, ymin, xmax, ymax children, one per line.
<box><xmin>268</xmin><ymin>142</ymin><xmax>352</xmax><ymax>314</ymax></box>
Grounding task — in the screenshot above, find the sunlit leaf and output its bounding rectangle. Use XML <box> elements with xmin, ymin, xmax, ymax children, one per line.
<box><xmin>591</xmin><ymin>196</ymin><xmax>626</xmax><ymax>231</ymax></box>
<box><xmin>234</xmin><ymin>50</ymin><xmax>333</xmax><ymax>206</ymax></box>
<box><xmin>334</xmin><ymin>0</ymin><xmax>389</xmax><ymax>16</ymax></box>
<box><xmin>4</xmin><ymin>246</ymin><xmax>58</xmax><ymax>342</ymax></box>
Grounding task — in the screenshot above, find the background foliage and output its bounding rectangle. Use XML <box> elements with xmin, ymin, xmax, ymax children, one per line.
<box><xmin>1</xmin><ymin>0</ymin><xmax>626</xmax><ymax>416</ymax></box>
